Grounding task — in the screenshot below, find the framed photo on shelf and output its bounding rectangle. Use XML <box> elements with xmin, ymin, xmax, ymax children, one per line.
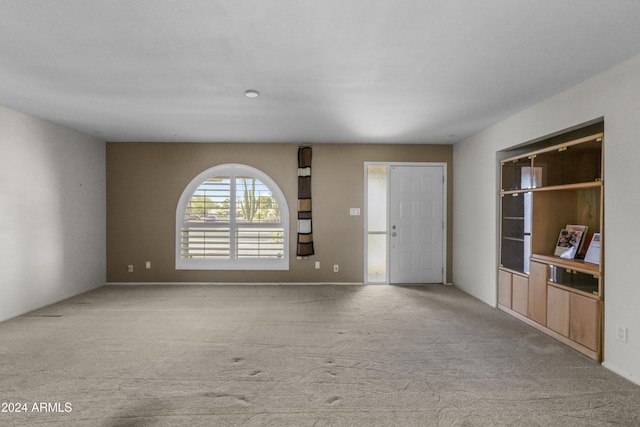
<box><xmin>566</xmin><ymin>224</ymin><xmax>588</xmax><ymax>259</ymax></box>
<box><xmin>554</xmin><ymin>228</ymin><xmax>583</xmax><ymax>259</ymax></box>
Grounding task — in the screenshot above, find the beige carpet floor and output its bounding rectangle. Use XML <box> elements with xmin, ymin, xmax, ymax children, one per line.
<box><xmin>0</xmin><ymin>284</ymin><xmax>638</xmax><ymax>426</ymax></box>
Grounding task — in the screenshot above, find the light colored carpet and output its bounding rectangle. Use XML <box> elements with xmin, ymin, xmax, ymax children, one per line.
<box><xmin>0</xmin><ymin>284</ymin><xmax>638</xmax><ymax>426</ymax></box>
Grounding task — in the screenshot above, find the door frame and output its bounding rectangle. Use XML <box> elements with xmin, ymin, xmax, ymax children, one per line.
<box><xmin>364</xmin><ymin>162</ymin><xmax>447</xmax><ymax>284</ymax></box>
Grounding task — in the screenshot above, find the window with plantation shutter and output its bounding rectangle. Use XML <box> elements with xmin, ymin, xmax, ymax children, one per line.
<box><xmin>176</xmin><ymin>164</ymin><xmax>289</xmax><ymax>270</ymax></box>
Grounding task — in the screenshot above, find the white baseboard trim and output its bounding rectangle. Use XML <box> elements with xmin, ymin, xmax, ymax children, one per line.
<box><xmin>602</xmin><ymin>362</ymin><xmax>640</xmax><ymax>387</ymax></box>
<box><xmin>106</xmin><ymin>282</ymin><xmax>365</xmax><ymax>286</ymax></box>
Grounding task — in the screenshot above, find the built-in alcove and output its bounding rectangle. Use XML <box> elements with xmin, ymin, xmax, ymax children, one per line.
<box><xmin>497</xmin><ymin>119</ymin><xmax>604</xmax><ymax>361</ymax></box>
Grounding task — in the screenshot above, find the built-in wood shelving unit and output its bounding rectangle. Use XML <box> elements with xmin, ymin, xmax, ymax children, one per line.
<box><xmin>498</xmin><ymin>131</ymin><xmax>604</xmax><ymax>361</ymax></box>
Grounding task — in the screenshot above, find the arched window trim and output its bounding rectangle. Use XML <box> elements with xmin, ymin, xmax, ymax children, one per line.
<box><xmin>175</xmin><ymin>164</ymin><xmax>289</xmax><ymax>270</ymax></box>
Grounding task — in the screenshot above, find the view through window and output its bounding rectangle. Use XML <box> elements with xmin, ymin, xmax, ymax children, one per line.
<box><xmin>176</xmin><ymin>164</ymin><xmax>288</xmax><ymax>270</ymax></box>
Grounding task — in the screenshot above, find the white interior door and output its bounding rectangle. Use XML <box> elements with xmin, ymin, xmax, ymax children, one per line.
<box><xmin>389</xmin><ymin>165</ymin><xmax>444</xmax><ymax>284</ymax></box>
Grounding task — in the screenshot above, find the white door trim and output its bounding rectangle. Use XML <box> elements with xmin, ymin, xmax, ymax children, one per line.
<box><xmin>364</xmin><ymin>162</ymin><xmax>447</xmax><ymax>284</ymax></box>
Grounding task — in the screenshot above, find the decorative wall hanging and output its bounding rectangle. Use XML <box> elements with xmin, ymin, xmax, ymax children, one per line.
<box><xmin>296</xmin><ymin>146</ymin><xmax>315</xmax><ymax>258</ymax></box>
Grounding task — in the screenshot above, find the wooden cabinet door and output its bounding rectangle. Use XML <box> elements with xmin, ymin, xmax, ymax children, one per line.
<box><xmin>528</xmin><ymin>261</ymin><xmax>548</xmax><ymax>325</ymax></box>
<box><xmin>498</xmin><ymin>269</ymin><xmax>512</xmax><ymax>308</ymax></box>
<box><xmin>512</xmin><ymin>274</ymin><xmax>528</xmax><ymax>316</ymax></box>
<box><xmin>547</xmin><ymin>286</ymin><xmax>570</xmax><ymax>337</ymax></box>
<box><xmin>570</xmin><ymin>293</ymin><xmax>601</xmax><ymax>352</ymax></box>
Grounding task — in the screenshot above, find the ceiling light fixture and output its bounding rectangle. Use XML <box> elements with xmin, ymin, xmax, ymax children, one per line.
<box><xmin>245</xmin><ymin>89</ymin><xmax>260</xmax><ymax>98</ymax></box>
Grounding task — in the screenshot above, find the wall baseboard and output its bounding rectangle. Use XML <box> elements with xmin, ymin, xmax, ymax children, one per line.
<box><xmin>106</xmin><ymin>282</ymin><xmax>365</xmax><ymax>286</ymax></box>
<box><xmin>602</xmin><ymin>362</ymin><xmax>640</xmax><ymax>387</ymax></box>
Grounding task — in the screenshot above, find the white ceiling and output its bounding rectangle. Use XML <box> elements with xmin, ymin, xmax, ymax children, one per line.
<box><xmin>2</xmin><ymin>0</ymin><xmax>640</xmax><ymax>144</ymax></box>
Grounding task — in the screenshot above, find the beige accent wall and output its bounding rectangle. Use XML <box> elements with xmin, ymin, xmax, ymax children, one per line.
<box><xmin>107</xmin><ymin>142</ymin><xmax>453</xmax><ymax>283</ymax></box>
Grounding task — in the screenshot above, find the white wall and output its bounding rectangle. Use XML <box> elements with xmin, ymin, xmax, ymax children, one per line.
<box><xmin>0</xmin><ymin>105</ymin><xmax>105</xmax><ymax>321</ymax></box>
<box><xmin>453</xmin><ymin>53</ymin><xmax>640</xmax><ymax>385</ymax></box>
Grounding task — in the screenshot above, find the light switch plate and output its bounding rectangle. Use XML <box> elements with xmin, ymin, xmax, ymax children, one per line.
<box><xmin>617</xmin><ymin>326</ymin><xmax>628</xmax><ymax>343</ymax></box>
<box><xmin>349</xmin><ymin>208</ymin><xmax>360</xmax><ymax>216</ymax></box>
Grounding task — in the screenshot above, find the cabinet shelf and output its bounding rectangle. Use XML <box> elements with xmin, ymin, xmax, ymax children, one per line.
<box><xmin>503</xmin><ymin>237</ymin><xmax>525</xmax><ymax>242</ymax></box>
<box><xmin>501</xmin><ymin>180</ymin><xmax>602</xmax><ymax>196</ymax></box>
<box><xmin>530</xmin><ymin>254</ymin><xmax>600</xmax><ymax>275</ymax></box>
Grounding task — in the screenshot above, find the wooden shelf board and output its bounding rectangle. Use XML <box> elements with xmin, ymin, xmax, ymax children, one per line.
<box><xmin>501</xmin><ymin>181</ymin><xmax>602</xmax><ymax>196</ymax></box>
<box><xmin>531</xmin><ymin>254</ymin><xmax>600</xmax><ymax>275</ymax></box>
<box><xmin>503</xmin><ymin>237</ymin><xmax>525</xmax><ymax>242</ymax></box>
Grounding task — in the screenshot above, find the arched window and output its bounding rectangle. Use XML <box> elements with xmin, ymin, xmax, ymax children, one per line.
<box><xmin>176</xmin><ymin>164</ymin><xmax>289</xmax><ymax>270</ymax></box>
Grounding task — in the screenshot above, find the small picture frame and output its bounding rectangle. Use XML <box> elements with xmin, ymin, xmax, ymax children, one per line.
<box><xmin>554</xmin><ymin>228</ymin><xmax>583</xmax><ymax>259</ymax></box>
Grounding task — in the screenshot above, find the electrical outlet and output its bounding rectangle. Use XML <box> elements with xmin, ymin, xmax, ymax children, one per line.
<box><xmin>315</xmin><ymin>261</ymin><xmax>320</xmax><ymax>269</ymax></box>
<box><xmin>333</xmin><ymin>264</ymin><xmax>339</xmax><ymax>273</ymax></box>
<box><xmin>616</xmin><ymin>326</ymin><xmax>628</xmax><ymax>343</ymax></box>
<box><xmin>146</xmin><ymin>261</ymin><xmax>151</xmax><ymax>270</ymax></box>
<box><xmin>127</xmin><ymin>265</ymin><xmax>134</xmax><ymax>273</ymax></box>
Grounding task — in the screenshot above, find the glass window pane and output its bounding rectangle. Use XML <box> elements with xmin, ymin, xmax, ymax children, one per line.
<box><xmin>177</xmin><ymin>164</ymin><xmax>289</xmax><ymax>270</ymax></box>
<box><xmin>532</xmin><ymin>138</ymin><xmax>602</xmax><ymax>187</ymax></box>
<box><xmin>500</xmin><ymin>191</ymin><xmax>531</xmax><ymax>274</ymax></box>
<box><xmin>368</xmin><ymin>165</ymin><xmax>387</xmax><ymax>232</ymax></box>
<box><xmin>368</xmin><ymin>234</ymin><xmax>387</xmax><ymax>283</ymax></box>
<box><xmin>501</xmin><ymin>194</ymin><xmax>526</xmax><ymax>273</ymax></box>
<box><xmin>236</xmin><ymin>176</ymin><xmax>280</xmax><ymax>224</ymax></box>
<box><xmin>186</xmin><ymin>176</ymin><xmax>230</xmax><ymax>223</ymax></box>
<box><xmin>549</xmin><ymin>266</ymin><xmax>599</xmax><ymax>295</ymax></box>
<box><xmin>502</xmin><ymin>157</ymin><xmax>532</xmax><ymax>191</ymax></box>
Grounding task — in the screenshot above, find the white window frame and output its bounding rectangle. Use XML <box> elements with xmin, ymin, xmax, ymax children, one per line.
<box><xmin>176</xmin><ymin>164</ymin><xmax>289</xmax><ymax>270</ymax></box>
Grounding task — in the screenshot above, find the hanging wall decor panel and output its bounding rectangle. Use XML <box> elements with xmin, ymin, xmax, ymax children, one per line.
<box><xmin>297</xmin><ymin>146</ymin><xmax>314</xmax><ymax>258</ymax></box>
